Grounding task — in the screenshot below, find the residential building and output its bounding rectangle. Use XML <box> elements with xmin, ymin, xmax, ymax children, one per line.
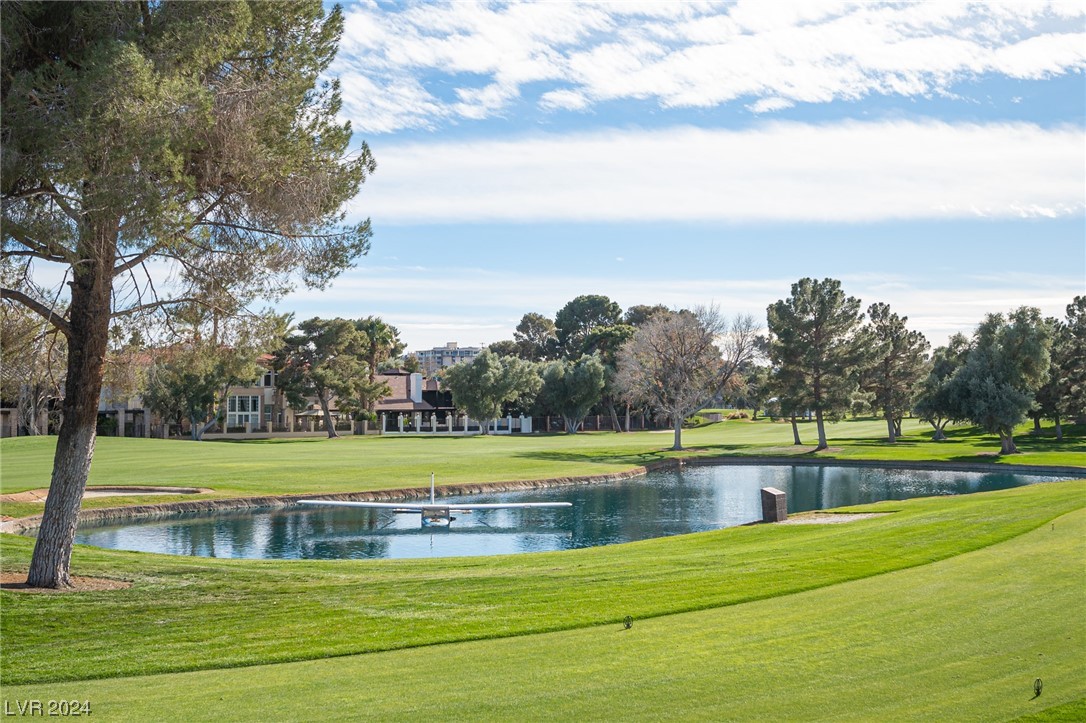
<box><xmin>411</xmin><ymin>342</ymin><xmax>481</xmax><ymax>375</ymax></box>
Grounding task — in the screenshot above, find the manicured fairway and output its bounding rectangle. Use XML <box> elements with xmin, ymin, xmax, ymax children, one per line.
<box><xmin>2</xmin><ymin>480</ymin><xmax>1083</xmax><ymax>686</ymax></box>
<box><xmin>4</xmin><ymin>494</ymin><xmax>1083</xmax><ymax>721</ymax></box>
<box><xmin>2</xmin><ymin>421</ymin><xmax>1083</xmax><ymax>719</ymax></box>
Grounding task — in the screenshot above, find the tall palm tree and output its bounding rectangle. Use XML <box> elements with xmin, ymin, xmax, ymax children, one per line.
<box><xmin>355</xmin><ymin>316</ymin><xmax>406</xmax><ymax>410</ymax></box>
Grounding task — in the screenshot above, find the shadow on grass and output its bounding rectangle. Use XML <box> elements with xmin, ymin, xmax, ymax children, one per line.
<box><xmin>206</xmin><ymin>438</ymin><xmax>332</xmax><ymax>445</ymax></box>
<box><xmin>512</xmin><ymin>444</ymin><xmax>763</xmax><ymax>466</ymax></box>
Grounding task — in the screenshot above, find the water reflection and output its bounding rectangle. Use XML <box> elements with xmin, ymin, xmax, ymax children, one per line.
<box><xmin>74</xmin><ymin>465</ymin><xmax>1063</xmax><ymax>560</ymax></box>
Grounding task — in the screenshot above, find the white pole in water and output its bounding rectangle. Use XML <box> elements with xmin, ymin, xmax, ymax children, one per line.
<box><xmin>431</xmin><ymin>472</ymin><xmax>435</xmax><ymax>505</ymax></box>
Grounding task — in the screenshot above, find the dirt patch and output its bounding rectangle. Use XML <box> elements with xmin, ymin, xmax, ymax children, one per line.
<box><xmin>0</xmin><ymin>571</ymin><xmax>132</xmax><ymax>592</ymax></box>
<box><xmin>1</xmin><ymin>486</ymin><xmax>211</xmax><ymax>503</ymax></box>
<box><xmin>778</xmin><ymin>512</ymin><xmax>892</xmax><ymax>525</ymax></box>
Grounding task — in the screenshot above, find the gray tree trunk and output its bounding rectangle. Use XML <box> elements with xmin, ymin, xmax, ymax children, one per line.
<box><xmin>931</xmin><ymin>421</ymin><xmax>947</xmax><ymax>441</ymax></box>
<box><xmin>815</xmin><ymin>408</ymin><xmax>828</xmax><ymax>450</ymax></box>
<box><xmin>318</xmin><ymin>395</ymin><xmax>339</xmax><ymax>439</ymax></box>
<box><xmin>790</xmin><ymin>412</ymin><xmax>801</xmax><ymax>445</ymax></box>
<box><xmin>1055</xmin><ymin>416</ymin><xmax>1063</xmax><ymax>441</ymax></box>
<box><xmin>27</xmin><ymin>226</ymin><xmax>115</xmax><ymax>588</ymax></box>
<box><xmin>606</xmin><ymin>399</ymin><xmax>621</xmax><ymax>433</ymax></box>
<box><xmin>197</xmin><ymin>390</ymin><xmax>230</xmax><ymax>440</ymax></box>
<box><xmin>885</xmin><ymin>411</ymin><xmax>897</xmax><ymax>443</ymax></box>
<box><xmin>624</xmin><ymin>404</ymin><xmax>631</xmax><ymax>433</ymax></box>
<box><xmin>672</xmin><ymin>415</ymin><xmax>683</xmax><ymax>451</ymax></box>
<box><xmin>999</xmin><ymin>430</ymin><xmax>1019</xmax><ymax>455</ymax></box>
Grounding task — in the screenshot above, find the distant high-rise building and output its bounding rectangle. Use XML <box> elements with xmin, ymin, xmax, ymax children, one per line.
<box><xmin>411</xmin><ymin>342</ymin><xmax>482</xmax><ymax>375</ymax></box>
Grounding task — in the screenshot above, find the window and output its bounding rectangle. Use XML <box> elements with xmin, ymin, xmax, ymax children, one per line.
<box><xmin>262</xmin><ymin>370</ymin><xmax>277</xmax><ymax>387</ymax></box>
<box><xmin>227</xmin><ymin>395</ymin><xmax>261</xmax><ymax>428</ymax></box>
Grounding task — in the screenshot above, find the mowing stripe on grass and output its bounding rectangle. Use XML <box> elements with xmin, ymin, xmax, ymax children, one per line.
<box><xmin>5</xmin><ymin>504</ymin><xmax>1083</xmax><ymax>721</ymax></box>
<box><xmin>2</xmin><ymin>480</ymin><xmax>1083</xmax><ymax>686</ymax></box>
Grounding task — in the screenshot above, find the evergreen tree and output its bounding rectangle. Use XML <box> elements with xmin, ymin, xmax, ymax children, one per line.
<box><xmin>555</xmin><ymin>295</ymin><xmax>622</xmax><ymax>358</ymax></box>
<box><xmin>949</xmin><ymin>307</ymin><xmax>1051</xmax><ymax>455</ymax></box>
<box><xmin>2</xmin><ymin>1</ymin><xmax>373</xmax><ymax>587</ymax></box>
<box><xmin>537</xmin><ymin>355</ymin><xmax>606</xmax><ymax>434</ymax></box>
<box><xmin>1061</xmin><ymin>296</ymin><xmax>1086</xmax><ymax>422</ymax></box>
<box><xmin>513</xmin><ymin>312</ymin><xmax>559</xmax><ymax>361</ymax></box>
<box><xmin>913</xmin><ymin>333</ymin><xmax>969</xmax><ymax>441</ymax></box>
<box><xmin>275</xmin><ymin>318</ymin><xmax>369</xmax><ymax>439</ymax></box>
<box><xmin>766</xmin><ymin>278</ymin><xmax>866</xmax><ymax>450</ymax></box>
<box><xmin>859</xmin><ymin>303</ymin><xmax>930</xmax><ymax>442</ymax></box>
<box><xmin>440</xmin><ymin>350</ymin><xmax>541</xmax><ymax>434</ymax></box>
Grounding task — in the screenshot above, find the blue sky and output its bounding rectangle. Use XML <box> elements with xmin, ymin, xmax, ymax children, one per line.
<box><xmin>283</xmin><ymin>1</ymin><xmax>1086</xmax><ymax>352</ymax></box>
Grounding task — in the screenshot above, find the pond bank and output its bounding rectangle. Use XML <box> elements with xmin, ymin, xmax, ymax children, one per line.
<box><xmin>3</xmin><ymin>456</ymin><xmax>1083</xmax><ymax>536</ymax></box>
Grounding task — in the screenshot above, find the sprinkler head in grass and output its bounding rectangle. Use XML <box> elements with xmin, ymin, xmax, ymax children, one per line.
<box><xmin>623</xmin><ymin>616</ymin><xmax>633</xmax><ymax>630</ymax></box>
<box><xmin>1033</xmin><ymin>678</ymin><xmax>1043</xmax><ymax>699</ymax></box>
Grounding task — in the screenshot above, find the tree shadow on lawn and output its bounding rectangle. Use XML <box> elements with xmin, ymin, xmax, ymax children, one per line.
<box><xmin>835</xmin><ymin>438</ymin><xmax>925</xmax><ymax>448</ymax></box>
<box><xmin>904</xmin><ymin>425</ymin><xmax>1086</xmax><ymax>453</ymax></box>
<box><xmin>206</xmin><ymin>438</ymin><xmax>330</xmax><ymax>445</ymax></box>
<box><xmin>513</xmin><ymin>444</ymin><xmax>758</xmax><ymax>466</ymax></box>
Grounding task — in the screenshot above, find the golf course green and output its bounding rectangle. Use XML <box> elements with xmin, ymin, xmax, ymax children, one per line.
<box><xmin>2</xmin><ymin>418</ymin><xmax>1084</xmax><ymax>720</ymax></box>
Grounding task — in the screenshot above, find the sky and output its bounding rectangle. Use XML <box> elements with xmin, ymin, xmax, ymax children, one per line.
<box><xmin>281</xmin><ymin>0</ymin><xmax>1086</xmax><ymax>353</ymax></box>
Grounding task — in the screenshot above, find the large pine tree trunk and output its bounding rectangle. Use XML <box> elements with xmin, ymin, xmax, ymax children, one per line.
<box><xmin>26</xmin><ymin>230</ymin><xmax>115</xmax><ymax>589</ymax></box>
<box><xmin>815</xmin><ymin>408</ymin><xmax>828</xmax><ymax>450</ymax></box>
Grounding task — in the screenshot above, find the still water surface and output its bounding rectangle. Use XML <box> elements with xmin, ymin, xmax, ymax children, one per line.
<box><xmin>74</xmin><ymin>465</ymin><xmax>1063</xmax><ymax>560</ymax></box>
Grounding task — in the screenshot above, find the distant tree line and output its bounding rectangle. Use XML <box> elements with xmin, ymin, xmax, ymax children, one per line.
<box><xmin>473</xmin><ymin>285</ymin><xmax>1084</xmax><ymax>457</ymax></box>
<box><xmin>762</xmin><ymin>281</ymin><xmax>1083</xmax><ymax>455</ymax></box>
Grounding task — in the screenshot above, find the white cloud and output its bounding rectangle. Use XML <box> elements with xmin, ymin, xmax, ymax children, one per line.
<box><xmin>333</xmin><ymin>1</ymin><xmax>1086</xmax><ymax>133</ymax></box>
<box><xmin>352</xmin><ymin>120</ymin><xmax>1084</xmax><ymax>224</ymax></box>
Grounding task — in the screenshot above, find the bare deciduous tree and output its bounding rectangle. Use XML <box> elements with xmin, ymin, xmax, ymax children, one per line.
<box><xmin>617</xmin><ymin>307</ymin><xmax>760</xmax><ymax>451</ymax></box>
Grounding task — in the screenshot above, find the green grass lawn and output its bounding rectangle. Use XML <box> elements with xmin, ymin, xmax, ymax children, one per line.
<box><xmin>3</xmin><ymin>484</ymin><xmax>1083</xmax><ymax>721</ymax></box>
<box><xmin>1</xmin><ymin>480</ymin><xmax>1083</xmax><ymax>686</ymax></box>
<box><xmin>2</xmin><ymin>419</ymin><xmax>1083</xmax><ymax>719</ymax></box>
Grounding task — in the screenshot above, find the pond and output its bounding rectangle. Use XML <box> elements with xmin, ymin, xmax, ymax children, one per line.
<box><xmin>73</xmin><ymin>464</ymin><xmax>1065</xmax><ymax>560</ymax></box>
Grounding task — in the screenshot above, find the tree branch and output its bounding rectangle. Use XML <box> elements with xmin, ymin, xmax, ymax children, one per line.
<box><xmin>194</xmin><ymin>220</ymin><xmax>348</xmax><ymax>240</ymax></box>
<box><xmin>2</xmin><ymin>249</ymin><xmax>69</xmax><ymax>263</ymax></box>
<box><xmin>43</xmin><ymin>181</ymin><xmax>82</xmax><ymax>225</ymax></box>
<box><xmin>109</xmin><ymin>297</ymin><xmax>201</xmax><ymax>319</ymax></box>
<box><xmin>2</xmin><ymin>218</ymin><xmax>77</xmax><ymax>264</ymax></box>
<box><xmin>113</xmin><ymin>195</ymin><xmax>226</xmax><ymax>277</ymax></box>
<box><xmin>1</xmin><ymin>287</ymin><xmax>72</xmax><ymax>338</ymax></box>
